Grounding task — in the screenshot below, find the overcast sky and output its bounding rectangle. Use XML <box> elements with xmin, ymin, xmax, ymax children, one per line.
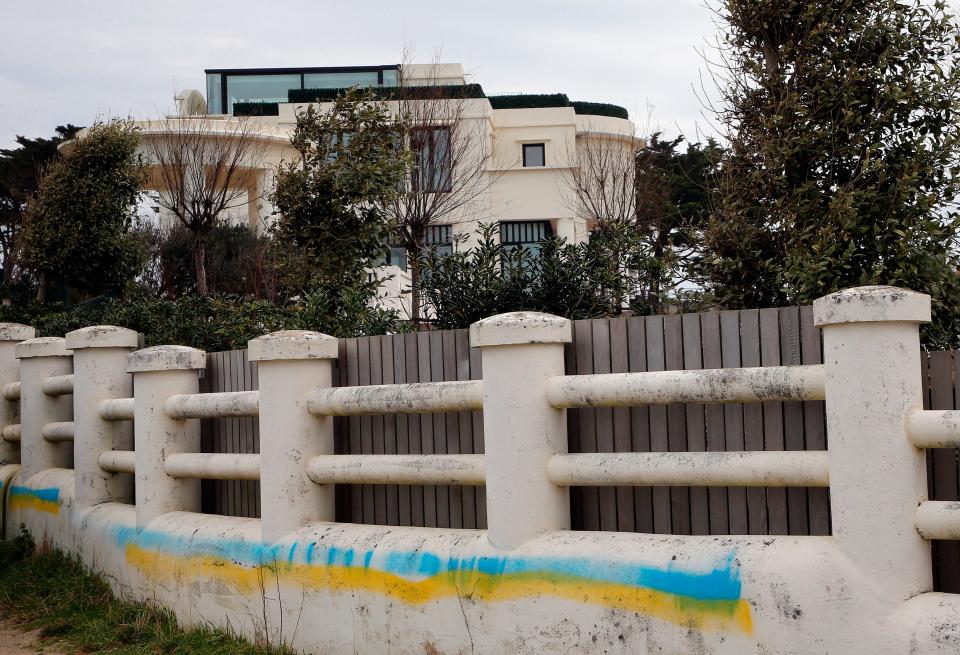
<box><xmin>1</xmin><ymin>1</ymin><xmax>728</xmax><ymax>150</ymax></box>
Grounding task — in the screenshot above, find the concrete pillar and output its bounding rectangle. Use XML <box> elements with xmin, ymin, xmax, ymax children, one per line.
<box><xmin>66</xmin><ymin>326</ymin><xmax>140</xmax><ymax>506</ymax></box>
<box><xmin>0</xmin><ymin>323</ymin><xmax>35</xmax><ymax>464</ymax></box>
<box><xmin>814</xmin><ymin>285</ymin><xmax>933</xmax><ymax>601</ymax></box>
<box><xmin>16</xmin><ymin>337</ymin><xmax>72</xmax><ymax>480</ymax></box>
<box><xmin>249</xmin><ymin>330</ymin><xmax>338</xmax><ymax>543</ymax></box>
<box><xmin>470</xmin><ymin>312</ymin><xmax>572</xmax><ymax>549</ymax></box>
<box><xmin>128</xmin><ymin>345</ymin><xmax>205</xmax><ymax>528</ymax></box>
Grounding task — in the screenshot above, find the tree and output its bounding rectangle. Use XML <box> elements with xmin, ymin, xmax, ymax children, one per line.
<box><xmin>20</xmin><ymin>120</ymin><xmax>145</xmax><ymax>302</ymax></box>
<box><xmin>386</xmin><ymin>64</ymin><xmax>500</xmax><ymax>324</ymax></box>
<box><xmin>704</xmin><ymin>0</ymin><xmax>960</xmax><ymax>344</ymax></box>
<box><xmin>0</xmin><ymin>125</ymin><xmax>82</xmax><ymax>293</ymax></box>
<box><xmin>145</xmin><ymin>115</ymin><xmax>268</xmax><ymax>295</ymax></box>
<box><xmin>271</xmin><ymin>88</ymin><xmax>410</xmax><ymax>301</ymax></box>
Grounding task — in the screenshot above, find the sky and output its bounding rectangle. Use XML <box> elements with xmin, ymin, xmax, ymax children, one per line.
<box><xmin>0</xmin><ymin>0</ymin><xmax>723</xmax><ymax>150</ymax></box>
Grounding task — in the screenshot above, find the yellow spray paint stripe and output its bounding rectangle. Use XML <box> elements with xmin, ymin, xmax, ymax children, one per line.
<box><xmin>125</xmin><ymin>544</ymin><xmax>752</xmax><ymax>633</ymax></box>
<box><xmin>8</xmin><ymin>486</ymin><xmax>59</xmax><ymax>515</ymax></box>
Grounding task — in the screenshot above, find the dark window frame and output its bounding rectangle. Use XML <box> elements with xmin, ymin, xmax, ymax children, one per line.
<box><xmin>411</xmin><ymin>126</ymin><xmax>453</xmax><ymax>193</ymax></box>
<box><xmin>522</xmin><ymin>143</ymin><xmax>546</xmax><ymax>168</ymax></box>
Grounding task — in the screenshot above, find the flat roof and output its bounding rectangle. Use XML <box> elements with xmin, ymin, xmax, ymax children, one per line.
<box><xmin>204</xmin><ymin>64</ymin><xmax>399</xmax><ymax>75</ymax></box>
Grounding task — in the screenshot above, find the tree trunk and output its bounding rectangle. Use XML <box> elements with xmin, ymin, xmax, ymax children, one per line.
<box><xmin>410</xmin><ymin>253</ymin><xmax>422</xmax><ymax>325</ymax></box>
<box><xmin>193</xmin><ymin>237</ymin><xmax>209</xmax><ymax>296</ymax></box>
<box><xmin>36</xmin><ymin>271</ymin><xmax>47</xmax><ymax>304</ymax></box>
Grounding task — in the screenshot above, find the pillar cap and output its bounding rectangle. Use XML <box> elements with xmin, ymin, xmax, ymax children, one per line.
<box><xmin>0</xmin><ymin>323</ymin><xmax>35</xmax><ymax>342</ymax></box>
<box><xmin>127</xmin><ymin>345</ymin><xmax>206</xmax><ymax>373</ymax></box>
<box><xmin>470</xmin><ymin>312</ymin><xmax>572</xmax><ymax>348</ymax></box>
<box><xmin>813</xmin><ymin>286</ymin><xmax>931</xmax><ymax>327</ymax></box>
<box><xmin>15</xmin><ymin>337</ymin><xmax>70</xmax><ymax>359</ymax></box>
<box><xmin>248</xmin><ymin>330</ymin><xmax>338</xmax><ymax>361</ymax></box>
<box><xmin>66</xmin><ymin>325</ymin><xmax>141</xmax><ymax>350</ymax></box>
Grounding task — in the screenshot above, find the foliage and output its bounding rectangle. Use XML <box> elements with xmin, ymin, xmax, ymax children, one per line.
<box><xmin>487</xmin><ymin>93</ymin><xmax>572</xmax><ymax>110</ymax></box>
<box><xmin>0</xmin><ymin>124</ymin><xmax>82</xmax><ymax>293</ymax></box>
<box><xmin>288</xmin><ymin>84</ymin><xmax>486</xmax><ymax>104</ymax></box>
<box><xmin>704</xmin><ymin>0</ymin><xmax>960</xmax><ymax>346</ymax></box>
<box><xmin>417</xmin><ymin>224</ymin><xmax>632</xmax><ymax>329</ymax></box>
<box><xmin>570</xmin><ymin>101</ymin><xmax>629</xmax><ymax>120</ymax></box>
<box><xmin>0</xmin><ymin>527</ymin><xmax>294</xmax><ymax>654</ymax></box>
<box><xmin>19</xmin><ymin>120</ymin><xmax>145</xmax><ymax>302</ymax></box>
<box><xmin>272</xmin><ymin>87</ymin><xmax>410</xmax><ymax>317</ymax></box>
<box><xmin>233</xmin><ymin>102</ymin><xmax>280</xmax><ymax>116</ymax></box>
<box><xmin>0</xmin><ymin>287</ymin><xmax>404</xmax><ymax>352</ymax></box>
<box><xmin>158</xmin><ymin>224</ymin><xmax>280</xmax><ymax>298</ymax></box>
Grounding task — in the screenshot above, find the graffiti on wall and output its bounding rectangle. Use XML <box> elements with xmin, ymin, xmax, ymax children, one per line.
<box><xmin>113</xmin><ymin>525</ymin><xmax>753</xmax><ymax>633</ymax></box>
<box><xmin>8</xmin><ymin>486</ymin><xmax>59</xmax><ymax>514</ymax></box>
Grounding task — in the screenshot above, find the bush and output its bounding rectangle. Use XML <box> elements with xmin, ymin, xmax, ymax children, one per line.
<box><xmin>233</xmin><ymin>101</ymin><xmax>279</xmax><ymax>116</ymax></box>
<box><xmin>570</xmin><ymin>101</ymin><xmax>629</xmax><ymax>120</ymax></box>
<box><xmin>487</xmin><ymin>93</ymin><xmax>570</xmax><ymax>110</ymax></box>
<box><xmin>288</xmin><ymin>84</ymin><xmax>486</xmax><ymax>104</ymax></box>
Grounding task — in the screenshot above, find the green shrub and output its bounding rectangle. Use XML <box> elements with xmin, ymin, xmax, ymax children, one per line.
<box><xmin>288</xmin><ymin>84</ymin><xmax>486</xmax><ymax>104</ymax></box>
<box><xmin>159</xmin><ymin>224</ymin><xmax>275</xmax><ymax>297</ymax></box>
<box><xmin>233</xmin><ymin>101</ymin><xmax>279</xmax><ymax>116</ymax></box>
<box><xmin>570</xmin><ymin>100</ymin><xmax>629</xmax><ymax>120</ymax></box>
<box><xmin>487</xmin><ymin>93</ymin><xmax>570</xmax><ymax>110</ymax></box>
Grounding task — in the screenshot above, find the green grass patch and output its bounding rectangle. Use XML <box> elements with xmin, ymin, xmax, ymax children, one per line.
<box><xmin>0</xmin><ymin>527</ymin><xmax>295</xmax><ymax>654</ymax></box>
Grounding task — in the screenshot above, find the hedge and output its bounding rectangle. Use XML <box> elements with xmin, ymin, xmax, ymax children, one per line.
<box><xmin>488</xmin><ymin>94</ymin><xmax>629</xmax><ymax>119</ymax></box>
<box><xmin>570</xmin><ymin>101</ymin><xmax>629</xmax><ymax>120</ymax></box>
<box><xmin>288</xmin><ymin>84</ymin><xmax>486</xmax><ymax>103</ymax></box>
<box><xmin>233</xmin><ymin>102</ymin><xmax>279</xmax><ymax>116</ymax></box>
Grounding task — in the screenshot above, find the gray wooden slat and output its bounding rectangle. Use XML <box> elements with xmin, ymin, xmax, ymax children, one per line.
<box><xmin>380</xmin><ymin>336</ymin><xmax>399</xmax><ymax>526</ymax></box>
<box><xmin>626</xmin><ymin>316</ymin><xmax>653</xmax><ymax>533</ymax></box>
<box><xmin>573</xmin><ymin>320</ymin><xmax>600</xmax><ymax>531</ymax></box>
<box><xmin>334</xmin><ymin>338</ymin><xmax>351</xmax><ymax>521</ymax></box>
<box><xmin>645</xmin><ymin>315</ymin><xmax>672</xmax><ymax>534</ymax></box>
<box><xmin>250</xmin><ymin>352</ymin><xmax>261</xmax><ymax>518</ymax></box>
<box><xmin>417</xmin><ymin>331</ymin><xmax>437</xmax><ymax>527</ymax></box>
<box><xmin>609</xmin><ymin>318</ymin><xmax>634</xmax><ymax>533</ymax></box>
<box><xmin>565</xmin><ymin>330</ymin><xmax>582</xmax><ymax>530</ymax></box>
<box><xmin>442</xmin><ymin>330</ymin><xmax>463</xmax><ymax>529</ymax></box>
<box><xmin>720</xmin><ymin>310</ymin><xmax>749</xmax><ymax>534</ymax></box>
<box><xmin>406</xmin><ymin>333</ymin><xmax>426</xmax><ymax>527</ymax></box>
<box><xmin>700</xmin><ymin>312</ymin><xmax>728</xmax><ymax>535</ymax></box>
<box><xmin>357</xmin><ymin>337</ymin><xmax>375</xmax><ymax>524</ymax></box>
<box><xmin>346</xmin><ymin>337</ymin><xmax>363</xmax><ymax>523</ymax></box>
<box><xmin>469</xmin><ymin>339</ymin><xmax>487</xmax><ymax>529</ymax></box>
<box><xmin>760</xmin><ymin>308</ymin><xmax>787</xmax><ymax>535</ymax></box>
<box><xmin>930</xmin><ymin>351</ymin><xmax>960</xmax><ymax>591</ymax></box>
<box><xmin>394</xmin><ymin>334</ymin><xmax>412</xmax><ymax>526</ymax></box>
<box><xmin>739</xmin><ymin>309</ymin><xmax>767</xmax><ymax>534</ymax></box>
<box><xmin>799</xmin><ymin>305</ymin><xmax>830</xmax><ymax>536</ymax></box>
<box><xmin>591</xmin><ymin>318</ymin><xmax>618</xmax><ymax>532</ymax></box>
<box><xmin>681</xmin><ymin>313</ymin><xmax>709</xmax><ymax>536</ymax></box>
<box><xmin>779</xmin><ymin>307</ymin><xmax>808</xmax><ymax>535</ymax></box>
<box><xmin>663</xmin><ymin>313</ymin><xmax>691</xmax><ymax>535</ymax></box>
<box><xmin>456</xmin><ymin>329</ymin><xmax>477</xmax><ymax>529</ymax></box>
<box><xmin>430</xmin><ymin>330</ymin><xmax>450</xmax><ymax>528</ymax></box>
<box><xmin>369</xmin><ymin>336</ymin><xmax>387</xmax><ymax>525</ymax></box>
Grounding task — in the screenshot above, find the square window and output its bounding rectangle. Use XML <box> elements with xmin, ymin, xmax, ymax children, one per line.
<box><xmin>523</xmin><ymin>143</ymin><xmax>545</xmax><ymax>167</ymax></box>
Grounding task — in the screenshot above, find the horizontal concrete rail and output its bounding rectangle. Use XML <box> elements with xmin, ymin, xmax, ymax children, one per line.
<box><xmin>1</xmin><ymin>423</ymin><xmax>20</xmax><ymax>442</ymax></box>
<box><xmin>306</xmin><ymin>454</ymin><xmax>486</xmax><ymax>485</ymax></box>
<box><xmin>547</xmin><ymin>451</ymin><xmax>830</xmax><ymax>487</ymax></box>
<box><xmin>164</xmin><ymin>391</ymin><xmax>259</xmax><ymax>419</ymax></box>
<box><xmin>545</xmin><ymin>365</ymin><xmax>826</xmax><ymax>409</ymax></box>
<box><xmin>41</xmin><ymin>421</ymin><xmax>74</xmax><ymax>442</ymax></box>
<box><xmin>98</xmin><ymin>450</ymin><xmax>135</xmax><ymax>474</ymax></box>
<box><xmin>41</xmin><ymin>373</ymin><xmax>74</xmax><ymax>397</ymax></box>
<box><xmin>906</xmin><ymin>410</ymin><xmax>960</xmax><ymax>448</ymax></box>
<box><xmin>164</xmin><ymin>453</ymin><xmax>261</xmax><ymax>480</ymax></box>
<box><xmin>307</xmin><ymin>380</ymin><xmax>484</xmax><ymax>417</ymax></box>
<box><xmin>99</xmin><ymin>398</ymin><xmax>135</xmax><ymax>421</ymax></box>
<box><xmin>916</xmin><ymin>501</ymin><xmax>960</xmax><ymax>540</ymax></box>
<box><xmin>2</xmin><ymin>381</ymin><xmax>20</xmax><ymax>401</ymax></box>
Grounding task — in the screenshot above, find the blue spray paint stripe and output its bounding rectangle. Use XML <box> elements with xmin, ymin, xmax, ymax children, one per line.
<box><xmin>9</xmin><ymin>486</ymin><xmax>59</xmax><ymax>503</ymax></box>
<box><xmin>113</xmin><ymin>525</ymin><xmax>741</xmax><ymax>601</ymax></box>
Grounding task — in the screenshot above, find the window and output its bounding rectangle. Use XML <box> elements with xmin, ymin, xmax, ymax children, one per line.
<box><xmin>411</xmin><ymin>127</ymin><xmax>452</xmax><ymax>193</ymax></box>
<box><xmin>500</xmin><ymin>221</ymin><xmax>553</xmax><ymax>257</ymax></box>
<box><xmin>425</xmin><ymin>224</ymin><xmax>453</xmax><ymax>256</ymax></box>
<box><xmin>522</xmin><ymin>143</ymin><xmax>545</xmax><ymax>167</ymax></box>
<box><xmin>225</xmin><ymin>74</ymin><xmax>300</xmax><ymax>115</ymax></box>
<box><xmin>303</xmin><ymin>71</ymin><xmax>380</xmax><ymax>89</ymax></box>
<box><xmin>206</xmin><ymin>74</ymin><xmax>223</xmax><ymax>114</ymax></box>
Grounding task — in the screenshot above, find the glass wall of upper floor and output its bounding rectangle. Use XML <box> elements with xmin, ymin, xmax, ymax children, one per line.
<box><xmin>205</xmin><ymin>65</ymin><xmax>400</xmax><ymax>115</ymax></box>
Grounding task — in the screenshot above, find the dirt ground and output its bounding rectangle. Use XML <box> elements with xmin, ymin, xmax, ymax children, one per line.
<box><xmin>0</xmin><ymin>619</ymin><xmax>64</xmax><ymax>655</ymax></box>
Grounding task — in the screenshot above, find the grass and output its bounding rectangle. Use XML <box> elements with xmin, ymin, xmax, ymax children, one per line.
<box><xmin>0</xmin><ymin>527</ymin><xmax>296</xmax><ymax>654</ymax></box>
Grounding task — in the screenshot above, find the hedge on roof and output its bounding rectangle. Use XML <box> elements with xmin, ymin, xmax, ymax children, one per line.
<box><xmin>233</xmin><ymin>101</ymin><xmax>279</xmax><ymax>116</ymax></box>
<box><xmin>288</xmin><ymin>84</ymin><xmax>486</xmax><ymax>103</ymax></box>
<box><xmin>571</xmin><ymin>101</ymin><xmax>629</xmax><ymax>120</ymax></box>
<box><xmin>488</xmin><ymin>94</ymin><xmax>629</xmax><ymax>119</ymax></box>
<box><xmin>487</xmin><ymin>94</ymin><xmax>570</xmax><ymax>110</ymax></box>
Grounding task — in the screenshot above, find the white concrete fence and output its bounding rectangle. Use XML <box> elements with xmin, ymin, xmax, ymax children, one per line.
<box><xmin>1</xmin><ymin>286</ymin><xmax>959</xmax><ymax>653</ymax></box>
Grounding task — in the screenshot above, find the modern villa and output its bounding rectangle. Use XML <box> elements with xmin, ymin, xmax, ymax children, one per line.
<box><xmin>130</xmin><ymin>63</ymin><xmax>639</xmax><ymax>313</ymax></box>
